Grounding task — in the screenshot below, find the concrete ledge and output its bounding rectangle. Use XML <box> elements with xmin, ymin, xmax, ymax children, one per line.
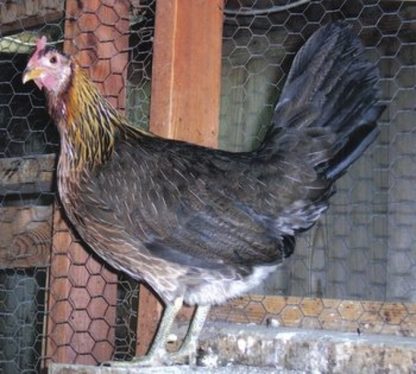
<box><xmin>49</xmin><ymin>323</ymin><xmax>416</xmax><ymax>373</ymax></box>
<box><xmin>48</xmin><ymin>363</ymin><xmax>298</xmax><ymax>373</ymax></box>
<box><xmin>198</xmin><ymin>323</ymin><xmax>416</xmax><ymax>372</ymax></box>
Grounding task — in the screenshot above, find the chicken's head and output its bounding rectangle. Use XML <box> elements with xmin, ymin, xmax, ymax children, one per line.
<box><xmin>23</xmin><ymin>36</ymin><xmax>71</xmax><ymax>94</ymax></box>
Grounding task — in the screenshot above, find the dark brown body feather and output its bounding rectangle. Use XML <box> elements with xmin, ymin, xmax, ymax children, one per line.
<box><xmin>35</xmin><ymin>23</ymin><xmax>384</xmax><ymax>306</ymax></box>
<box><xmin>59</xmin><ymin>131</ymin><xmax>327</xmax><ymax>304</ymax></box>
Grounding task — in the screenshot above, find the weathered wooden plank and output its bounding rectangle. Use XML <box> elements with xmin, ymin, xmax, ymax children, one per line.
<box><xmin>0</xmin><ymin>0</ymin><xmax>64</xmax><ymax>35</ymax></box>
<box><xmin>136</xmin><ymin>287</ymin><xmax>163</xmax><ymax>356</ymax></box>
<box><xmin>0</xmin><ymin>153</ymin><xmax>56</xmax><ymax>195</ymax></box>
<box><xmin>172</xmin><ymin>294</ymin><xmax>416</xmax><ymax>338</ymax></box>
<box><xmin>149</xmin><ymin>0</ymin><xmax>223</xmax><ymax>147</ymax></box>
<box><xmin>210</xmin><ymin>295</ymin><xmax>416</xmax><ymax>337</ymax></box>
<box><xmin>45</xmin><ymin>0</ymin><xmax>130</xmax><ymax>366</ymax></box>
<box><xmin>46</xmin><ymin>206</ymin><xmax>118</xmax><ymax>366</ymax></box>
<box><xmin>64</xmin><ymin>0</ymin><xmax>130</xmax><ymax>110</ymax></box>
<box><xmin>137</xmin><ymin>0</ymin><xmax>224</xmax><ymax>356</ymax></box>
<box><xmin>0</xmin><ymin>205</ymin><xmax>52</xmax><ymax>268</ymax></box>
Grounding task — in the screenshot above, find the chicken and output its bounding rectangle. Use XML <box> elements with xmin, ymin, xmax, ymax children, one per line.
<box><xmin>23</xmin><ymin>22</ymin><xmax>384</xmax><ymax>366</ymax></box>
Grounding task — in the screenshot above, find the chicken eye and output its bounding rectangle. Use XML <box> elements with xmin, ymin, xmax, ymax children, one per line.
<box><xmin>50</xmin><ymin>56</ymin><xmax>57</xmax><ymax>64</ymax></box>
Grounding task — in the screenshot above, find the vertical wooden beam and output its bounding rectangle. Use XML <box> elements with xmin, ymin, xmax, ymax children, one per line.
<box><xmin>137</xmin><ymin>0</ymin><xmax>224</xmax><ymax>356</ymax></box>
<box><xmin>46</xmin><ymin>0</ymin><xmax>130</xmax><ymax>366</ymax></box>
<box><xmin>136</xmin><ymin>287</ymin><xmax>163</xmax><ymax>356</ymax></box>
<box><xmin>150</xmin><ymin>0</ymin><xmax>223</xmax><ymax>147</ymax></box>
<box><xmin>46</xmin><ymin>209</ymin><xmax>118</xmax><ymax>365</ymax></box>
<box><xmin>64</xmin><ymin>0</ymin><xmax>130</xmax><ymax>110</ymax></box>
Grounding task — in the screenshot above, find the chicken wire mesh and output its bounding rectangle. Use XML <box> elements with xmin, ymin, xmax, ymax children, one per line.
<box><xmin>221</xmin><ymin>0</ymin><xmax>416</xmax><ymax>303</ymax></box>
<box><xmin>0</xmin><ymin>0</ymin><xmax>155</xmax><ymax>371</ymax></box>
<box><xmin>0</xmin><ymin>0</ymin><xmax>415</xmax><ymax>371</ymax></box>
<box><xmin>0</xmin><ymin>4</ymin><xmax>62</xmax><ymax>372</ymax></box>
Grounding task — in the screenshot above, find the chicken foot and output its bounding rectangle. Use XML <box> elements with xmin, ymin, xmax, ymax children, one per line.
<box><xmin>108</xmin><ymin>297</ymin><xmax>209</xmax><ymax>367</ymax></box>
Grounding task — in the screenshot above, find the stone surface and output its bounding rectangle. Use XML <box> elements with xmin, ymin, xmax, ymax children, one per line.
<box><xmin>49</xmin><ymin>364</ymin><xmax>299</xmax><ymax>373</ymax></box>
<box><xmin>49</xmin><ymin>323</ymin><xmax>416</xmax><ymax>373</ymax></box>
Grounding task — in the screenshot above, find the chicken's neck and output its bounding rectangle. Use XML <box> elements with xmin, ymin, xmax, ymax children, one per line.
<box><xmin>48</xmin><ymin>64</ymin><xmax>134</xmax><ymax>170</ymax></box>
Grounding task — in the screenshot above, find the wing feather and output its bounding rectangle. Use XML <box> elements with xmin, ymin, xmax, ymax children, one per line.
<box><xmin>77</xmin><ymin>136</ymin><xmax>329</xmax><ymax>270</ymax></box>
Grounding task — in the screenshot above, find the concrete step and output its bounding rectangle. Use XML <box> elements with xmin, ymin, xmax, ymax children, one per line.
<box><xmin>49</xmin><ymin>322</ymin><xmax>416</xmax><ymax>373</ymax></box>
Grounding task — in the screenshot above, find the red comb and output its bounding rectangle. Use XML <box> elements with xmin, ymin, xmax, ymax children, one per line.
<box><xmin>35</xmin><ymin>36</ymin><xmax>48</xmax><ymax>52</ymax></box>
<box><xmin>27</xmin><ymin>36</ymin><xmax>48</xmax><ymax>68</ymax></box>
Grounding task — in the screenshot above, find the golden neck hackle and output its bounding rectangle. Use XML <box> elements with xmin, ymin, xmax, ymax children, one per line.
<box><xmin>47</xmin><ymin>61</ymin><xmax>152</xmax><ymax>171</ymax></box>
<box><xmin>59</xmin><ymin>64</ymin><xmax>124</xmax><ymax>169</ymax></box>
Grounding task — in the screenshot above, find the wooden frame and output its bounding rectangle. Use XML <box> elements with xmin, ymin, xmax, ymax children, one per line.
<box><xmin>0</xmin><ymin>154</ymin><xmax>55</xmax><ymax>268</ymax></box>
<box><xmin>0</xmin><ymin>154</ymin><xmax>55</xmax><ymax>195</ymax></box>
<box><xmin>150</xmin><ymin>0</ymin><xmax>223</xmax><ymax>147</ymax></box>
<box><xmin>0</xmin><ymin>205</ymin><xmax>52</xmax><ymax>268</ymax></box>
<box><xmin>0</xmin><ymin>1</ymin><xmax>64</xmax><ymax>35</ymax></box>
<box><xmin>210</xmin><ymin>295</ymin><xmax>416</xmax><ymax>337</ymax></box>
<box><xmin>2</xmin><ymin>0</ymin><xmax>416</xmax><ymax>370</ymax></box>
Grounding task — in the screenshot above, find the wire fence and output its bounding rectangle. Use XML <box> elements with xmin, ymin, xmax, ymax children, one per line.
<box><xmin>0</xmin><ymin>0</ymin><xmax>415</xmax><ymax>372</ymax></box>
<box><xmin>221</xmin><ymin>0</ymin><xmax>416</xmax><ymax>303</ymax></box>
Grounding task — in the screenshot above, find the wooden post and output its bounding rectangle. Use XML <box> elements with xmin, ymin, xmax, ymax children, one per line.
<box><xmin>149</xmin><ymin>0</ymin><xmax>223</xmax><ymax>147</ymax></box>
<box><xmin>45</xmin><ymin>0</ymin><xmax>130</xmax><ymax>366</ymax></box>
<box><xmin>137</xmin><ymin>0</ymin><xmax>224</xmax><ymax>356</ymax></box>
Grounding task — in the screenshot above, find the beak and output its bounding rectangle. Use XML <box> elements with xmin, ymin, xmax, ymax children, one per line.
<box><xmin>22</xmin><ymin>67</ymin><xmax>43</xmax><ymax>84</ymax></box>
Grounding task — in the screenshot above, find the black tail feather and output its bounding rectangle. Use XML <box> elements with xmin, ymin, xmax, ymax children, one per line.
<box><xmin>263</xmin><ymin>22</ymin><xmax>384</xmax><ymax>181</ymax></box>
<box><xmin>324</xmin><ymin>120</ymin><xmax>379</xmax><ymax>180</ymax></box>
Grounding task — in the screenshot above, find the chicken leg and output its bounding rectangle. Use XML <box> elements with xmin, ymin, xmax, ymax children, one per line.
<box><xmin>109</xmin><ymin>297</ymin><xmax>209</xmax><ymax>367</ymax></box>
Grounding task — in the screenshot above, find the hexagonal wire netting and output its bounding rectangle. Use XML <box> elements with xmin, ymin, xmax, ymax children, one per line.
<box><xmin>0</xmin><ymin>0</ymin><xmax>415</xmax><ymax>371</ymax></box>
<box><xmin>0</xmin><ymin>1</ymin><xmax>155</xmax><ymax>371</ymax></box>
<box><xmin>0</xmin><ymin>4</ymin><xmax>63</xmax><ymax>373</ymax></box>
